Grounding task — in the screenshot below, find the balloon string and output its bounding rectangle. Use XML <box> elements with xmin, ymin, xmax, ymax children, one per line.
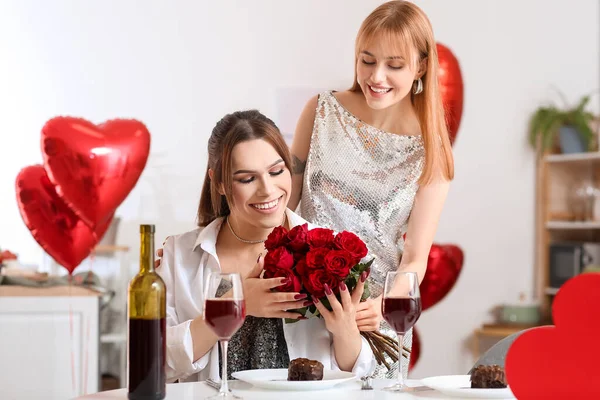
<box><xmin>82</xmin><ymin>253</ymin><xmax>94</xmax><ymax>395</ymax></box>
<box><xmin>68</xmin><ymin>274</ymin><xmax>77</xmax><ymax>396</ymax></box>
<box><xmin>82</xmin><ymin>305</ymin><xmax>90</xmax><ymax>394</ymax></box>
<box><xmin>87</xmin><ymin>243</ymin><xmax>96</xmax><ymax>285</ymax></box>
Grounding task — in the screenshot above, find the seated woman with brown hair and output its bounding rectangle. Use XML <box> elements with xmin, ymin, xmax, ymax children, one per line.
<box><xmin>157</xmin><ymin>110</ymin><xmax>375</xmax><ymax>383</ymax></box>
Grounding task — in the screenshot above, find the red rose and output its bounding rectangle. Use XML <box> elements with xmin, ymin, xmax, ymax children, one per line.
<box><xmin>324</xmin><ymin>250</ymin><xmax>354</xmax><ymax>279</ymax></box>
<box><xmin>292</xmin><ymin>251</ymin><xmax>306</xmax><ymax>264</ymax></box>
<box><xmin>265</xmin><ymin>226</ymin><xmax>289</xmax><ymax>251</ymax></box>
<box><xmin>307</xmin><ymin>228</ymin><xmax>335</xmax><ymax>248</ymax></box>
<box><xmin>263</xmin><ymin>267</ymin><xmax>302</xmax><ymax>292</ymax></box>
<box><xmin>295</xmin><ymin>259</ymin><xmax>307</xmax><ymax>276</ymax></box>
<box><xmin>287</xmin><ymin>223</ymin><xmax>309</xmax><ymax>253</ymax></box>
<box><xmin>302</xmin><ymin>268</ymin><xmax>339</xmax><ymax>298</ymax></box>
<box><xmin>333</xmin><ymin>231</ymin><xmax>368</xmax><ymax>263</ymax></box>
<box><xmin>305</xmin><ymin>248</ymin><xmax>330</xmax><ymax>270</ymax></box>
<box><xmin>264</xmin><ymin>247</ymin><xmax>294</xmax><ymax>271</ymax></box>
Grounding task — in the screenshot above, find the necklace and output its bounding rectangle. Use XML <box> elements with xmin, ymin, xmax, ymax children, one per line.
<box><xmin>225</xmin><ymin>214</ymin><xmax>287</xmax><ymax>244</ymax></box>
<box><xmin>226</xmin><ymin>217</ymin><xmax>266</xmax><ymax>244</ymax></box>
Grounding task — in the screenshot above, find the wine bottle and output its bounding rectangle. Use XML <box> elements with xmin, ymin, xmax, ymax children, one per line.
<box><xmin>128</xmin><ymin>224</ymin><xmax>166</xmax><ymax>400</ymax></box>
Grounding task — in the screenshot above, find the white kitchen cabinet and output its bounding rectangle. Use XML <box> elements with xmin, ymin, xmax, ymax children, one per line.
<box><xmin>0</xmin><ymin>286</ymin><xmax>100</xmax><ymax>400</ymax></box>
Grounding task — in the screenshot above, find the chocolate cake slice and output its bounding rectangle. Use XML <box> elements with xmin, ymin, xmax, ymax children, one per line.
<box><xmin>470</xmin><ymin>365</ymin><xmax>507</xmax><ymax>388</ymax></box>
<box><xmin>287</xmin><ymin>358</ymin><xmax>324</xmax><ymax>381</ymax></box>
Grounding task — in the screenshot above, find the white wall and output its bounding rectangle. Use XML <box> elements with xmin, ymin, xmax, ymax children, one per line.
<box><xmin>0</xmin><ymin>0</ymin><xmax>598</xmax><ymax>378</ymax></box>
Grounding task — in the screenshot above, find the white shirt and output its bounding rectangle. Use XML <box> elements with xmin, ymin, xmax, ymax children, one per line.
<box><xmin>157</xmin><ymin>208</ymin><xmax>376</xmax><ymax>383</ymax></box>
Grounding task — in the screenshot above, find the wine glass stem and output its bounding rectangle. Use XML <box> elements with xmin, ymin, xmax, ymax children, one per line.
<box><xmin>220</xmin><ymin>340</ymin><xmax>229</xmax><ymax>394</ymax></box>
<box><xmin>397</xmin><ymin>333</ymin><xmax>405</xmax><ymax>387</ymax></box>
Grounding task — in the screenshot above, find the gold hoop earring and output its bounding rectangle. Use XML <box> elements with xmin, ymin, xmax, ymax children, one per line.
<box><xmin>413</xmin><ymin>78</ymin><xmax>423</xmax><ymax>94</ymax></box>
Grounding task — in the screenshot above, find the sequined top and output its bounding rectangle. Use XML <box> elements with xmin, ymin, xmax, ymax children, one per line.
<box><xmin>300</xmin><ymin>91</ymin><xmax>425</xmax><ymax>296</ymax></box>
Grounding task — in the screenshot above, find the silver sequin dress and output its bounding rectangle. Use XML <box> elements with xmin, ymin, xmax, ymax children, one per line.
<box><xmin>299</xmin><ymin>91</ymin><xmax>425</xmax><ymax>379</ymax></box>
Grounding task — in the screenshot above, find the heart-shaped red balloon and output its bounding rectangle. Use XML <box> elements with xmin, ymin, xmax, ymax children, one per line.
<box><xmin>15</xmin><ymin>165</ymin><xmax>112</xmax><ymax>274</ymax></box>
<box><xmin>436</xmin><ymin>43</ymin><xmax>464</xmax><ymax>145</ymax></box>
<box><xmin>505</xmin><ymin>273</ymin><xmax>600</xmax><ymax>399</ymax></box>
<box><xmin>41</xmin><ymin>117</ymin><xmax>150</xmax><ymax>228</ymax></box>
<box><xmin>409</xmin><ymin>326</ymin><xmax>421</xmax><ymax>371</ymax></box>
<box><xmin>420</xmin><ymin>244</ymin><xmax>464</xmax><ymax>311</ymax></box>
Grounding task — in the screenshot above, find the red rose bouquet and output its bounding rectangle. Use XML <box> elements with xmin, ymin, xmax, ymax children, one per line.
<box><xmin>262</xmin><ymin>223</ymin><xmax>409</xmax><ymax>368</ymax></box>
<box><xmin>263</xmin><ymin>224</ymin><xmax>372</xmax><ymax>318</ymax></box>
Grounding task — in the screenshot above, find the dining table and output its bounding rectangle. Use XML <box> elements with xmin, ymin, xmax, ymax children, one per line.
<box><xmin>74</xmin><ymin>378</ymin><xmax>514</xmax><ymax>399</ymax></box>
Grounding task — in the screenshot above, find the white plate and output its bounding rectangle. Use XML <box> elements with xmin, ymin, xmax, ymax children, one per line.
<box><xmin>231</xmin><ymin>368</ymin><xmax>356</xmax><ymax>391</ymax></box>
<box><xmin>420</xmin><ymin>375</ymin><xmax>515</xmax><ymax>399</ymax></box>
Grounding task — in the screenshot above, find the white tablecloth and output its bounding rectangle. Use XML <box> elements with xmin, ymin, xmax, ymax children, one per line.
<box><xmin>74</xmin><ymin>379</ymin><xmax>476</xmax><ymax>399</ymax></box>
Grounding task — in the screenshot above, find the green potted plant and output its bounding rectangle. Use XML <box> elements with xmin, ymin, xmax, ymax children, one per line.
<box><xmin>528</xmin><ymin>95</ymin><xmax>597</xmax><ymax>153</ymax></box>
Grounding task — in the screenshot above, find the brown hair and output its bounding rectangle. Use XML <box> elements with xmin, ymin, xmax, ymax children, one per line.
<box><xmin>350</xmin><ymin>0</ymin><xmax>454</xmax><ymax>184</ymax></box>
<box><xmin>197</xmin><ymin>110</ymin><xmax>292</xmax><ymax>226</ymax></box>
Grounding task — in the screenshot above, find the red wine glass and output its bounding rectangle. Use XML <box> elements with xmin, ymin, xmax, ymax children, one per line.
<box><xmin>381</xmin><ymin>271</ymin><xmax>422</xmax><ymax>392</ymax></box>
<box><xmin>204</xmin><ymin>272</ymin><xmax>246</xmax><ymax>399</ymax></box>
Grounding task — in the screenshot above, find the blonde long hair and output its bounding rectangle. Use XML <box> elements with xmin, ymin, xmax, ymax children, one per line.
<box><xmin>350</xmin><ymin>0</ymin><xmax>454</xmax><ymax>184</ymax></box>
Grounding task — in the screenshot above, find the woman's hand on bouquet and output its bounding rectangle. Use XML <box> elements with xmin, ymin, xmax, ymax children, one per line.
<box><xmin>243</xmin><ymin>254</ymin><xmax>310</xmax><ymax>320</ymax></box>
<box><xmin>313</xmin><ymin>271</ymin><xmax>368</xmax><ymax>338</ymax></box>
<box><xmin>355</xmin><ymin>296</ymin><xmax>383</xmax><ymax>331</ymax></box>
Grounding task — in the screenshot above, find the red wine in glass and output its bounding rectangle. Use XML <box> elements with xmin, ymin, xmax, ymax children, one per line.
<box><xmin>204</xmin><ymin>299</ymin><xmax>246</xmax><ymax>339</ymax></box>
<box><xmin>381</xmin><ymin>271</ymin><xmax>421</xmax><ymax>392</ymax></box>
<box><xmin>382</xmin><ymin>297</ymin><xmax>422</xmax><ymax>334</ymax></box>
<box><xmin>204</xmin><ymin>272</ymin><xmax>245</xmax><ymax>399</ymax></box>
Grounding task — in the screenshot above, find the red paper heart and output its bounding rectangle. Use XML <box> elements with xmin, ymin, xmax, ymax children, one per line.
<box><xmin>420</xmin><ymin>244</ymin><xmax>464</xmax><ymax>311</ymax></box>
<box><xmin>436</xmin><ymin>43</ymin><xmax>464</xmax><ymax>145</ymax></box>
<box><xmin>505</xmin><ymin>273</ymin><xmax>600</xmax><ymax>399</ymax></box>
<box><xmin>15</xmin><ymin>165</ymin><xmax>112</xmax><ymax>274</ymax></box>
<box><xmin>41</xmin><ymin>117</ymin><xmax>150</xmax><ymax>228</ymax></box>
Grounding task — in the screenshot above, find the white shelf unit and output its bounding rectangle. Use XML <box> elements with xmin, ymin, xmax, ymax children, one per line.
<box><xmin>544</xmin><ymin>152</ymin><xmax>600</xmax><ymax>163</ymax></box>
<box><xmin>92</xmin><ymin>245</ymin><xmax>130</xmax><ymax>389</ymax></box>
<box><xmin>544</xmin><ymin>287</ymin><xmax>560</xmax><ymax>296</ymax></box>
<box><xmin>546</xmin><ymin>221</ymin><xmax>600</xmax><ymax>229</ymax></box>
<box><xmin>100</xmin><ymin>332</ymin><xmax>127</xmax><ymax>344</ymax></box>
<box><xmin>536</xmin><ymin>150</ymin><xmax>600</xmax><ymax>319</ymax></box>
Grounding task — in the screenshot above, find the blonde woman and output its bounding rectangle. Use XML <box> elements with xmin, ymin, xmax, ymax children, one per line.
<box><xmin>289</xmin><ymin>0</ymin><xmax>454</xmax><ymax>379</ymax></box>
